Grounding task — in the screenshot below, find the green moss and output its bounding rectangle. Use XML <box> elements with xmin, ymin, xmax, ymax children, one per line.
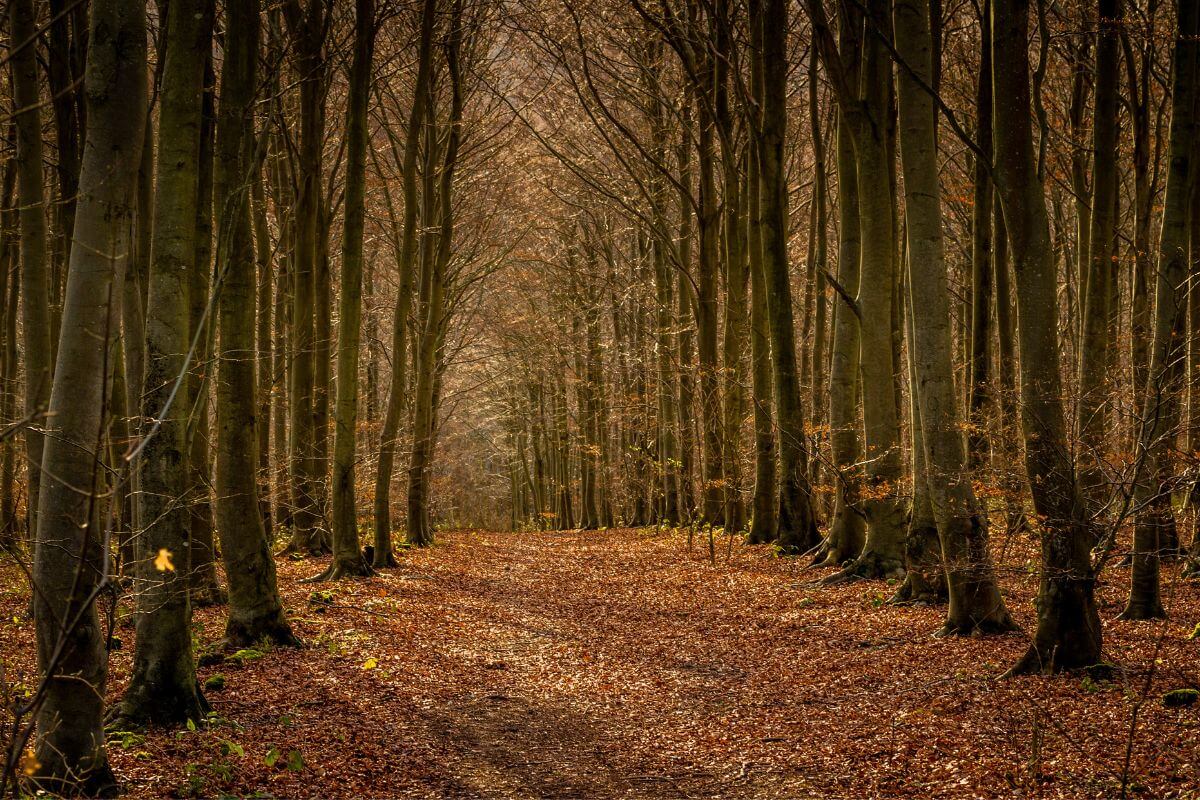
<box><xmin>1163</xmin><ymin>688</ymin><xmax>1199</xmax><ymax>708</ymax></box>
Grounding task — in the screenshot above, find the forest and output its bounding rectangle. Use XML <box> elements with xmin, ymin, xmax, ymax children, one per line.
<box><xmin>0</xmin><ymin>0</ymin><xmax>1198</xmax><ymax>795</ymax></box>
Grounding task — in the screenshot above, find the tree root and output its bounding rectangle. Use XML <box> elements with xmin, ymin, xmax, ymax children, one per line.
<box><xmin>888</xmin><ymin>573</ymin><xmax>944</xmax><ymax>606</ymax></box>
<box><xmin>933</xmin><ymin>613</ymin><xmax>1021</xmax><ymax>638</ymax></box>
<box><xmin>190</xmin><ymin>584</ymin><xmax>228</xmax><ymax>608</ymax></box>
<box><xmin>821</xmin><ymin>551</ymin><xmax>905</xmax><ymax>586</ymax></box>
<box><xmin>223</xmin><ymin>613</ymin><xmax>302</xmax><ymax>650</ymax></box>
<box><xmin>364</xmin><ymin>544</ymin><xmax>399</xmax><ymax>568</ymax></box>
<box><xmin>107</xmin><ymin>680</ymin><xmax>210</xmax><ymax>732</ymax></box>
<box><xmin>1116</xmin><ymin>601</ymin><xmax>1167</xmax><ymax>621</ymax></box>
<box><xmin>302</xmin><ymin>557</ymin><xmax>375</xmax><ymax>583</ymax></box>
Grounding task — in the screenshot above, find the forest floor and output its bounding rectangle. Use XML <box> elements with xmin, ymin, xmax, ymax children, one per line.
<box><xmin>2</xmin><ymin>527</ymin><xmax>1200</xmax><ymax>798</ymax></box>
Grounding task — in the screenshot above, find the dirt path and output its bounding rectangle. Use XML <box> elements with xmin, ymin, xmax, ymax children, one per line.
<box><xmin>4</xmin><ymin>528</ymin><xmax>1198</xmax><ymax>798</ymax></box>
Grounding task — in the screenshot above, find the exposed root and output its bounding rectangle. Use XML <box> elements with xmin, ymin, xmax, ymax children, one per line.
<box><xmin>223</xmin><ymin>614</ymin><xmax>302</xmax><ymax>650</ymax></box>
<box><xmin>364</xmin><ymin>544</ymin><xmax>399</xmax><ymax>568</ymax></box>
<box><xmin>108</xmin><ymin>680</ymin><xmax>210</xmax><ymax>731</ymax></box>
<box><xmin>1001</xmin><ymin>645</ymin><xmax>1049</xmax><ymax>677</ymax></box>
<box><xmin>191</xmin><ymin>584</ymin><xmax>228</xmax><ymax>608</ymax></box>
<box><xmin>933</xmin><ymin>614</ymin><xmax>1021</xmax><ymax>638</ymax></box>
<box><xmin>888</xmin><ymin>573</ymin><xmax>944</xmax><ymax>606</ymax></box>
<box><xmin>1116</xmin><ymin>602</ymin><xmax>1167</xmax><ymax>621</ymax></box>
<box><xmin>302</xmin><ymin>557</ymin><xmax>375</xmax><ymax>583</ymax></box>
<box><xmin>821</xmin><ymin>551</ymin><xmax>905</xmax><ymax>586</ymax></box>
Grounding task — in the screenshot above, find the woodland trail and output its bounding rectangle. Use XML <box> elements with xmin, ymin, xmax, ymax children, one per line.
<box><xmin>4</xmin><ymin>528</ymin><xmax>1199</xmax><ymax>798</ymax></box>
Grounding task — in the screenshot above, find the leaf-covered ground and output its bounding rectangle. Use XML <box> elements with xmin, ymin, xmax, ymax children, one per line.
<box><xmin>2</xmin><ymin>528</ymin><xmax>1199</xmax><ymax>798</ymax></box>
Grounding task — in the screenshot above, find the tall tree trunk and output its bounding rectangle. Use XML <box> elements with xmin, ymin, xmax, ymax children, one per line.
<box><xmin>214</xmin><ymin>0</ymin><xmax>299</xmax><ymax>648</ymax></box>
<box><xmin>1121</xmin><ymin>0</ymin><xmax>1198</xmax><ymax>619</ymax></box>
<box><xmin>967</xmin><ymin>0</ymin><xmax>994</xmax><ymax>470</ymax></box>
<box><xmin>811</xmin><ymin>0</ymin><xmax>907</xmax><ymax>577</ymax></box>
<box><xmin>188</xmin><ymin>50</ymin><xmax>224</xmax><ymax>605</ymax></box>
<box><xmin>374</xmin><ymin>0</ymin><xmax>436</xmax><ymax>565</ymax></box>
<box><xmin>760</xmin><ymin>0</ymin><xmax>820</xmax><ymax>553</ymax></box>
<box><xmin>31</xmin><ymin>0</ymin><xmax>146</xmax><ymax>789</ymax></box>
<box><xmin>1069</xmin><ymin>38</ymin><xmax>1093</xmax><ymax>350</ymax></box>
<box><xmin>821</xmin><ymin>8</ymin><xmax>865</xmax><ymax>566</ymax></box>
<box><xmin>747</xmin><ymin>57</ymin><xmax>777</xmax><ymax>543</ymax></box>
<box><xmin>408</xmin><ymin>0</ymin><xmax>463</xmax><ymax>546</ymax></box>
<box><xmin>10</xmin><ymin>0</ymin><xmax>53</xmax><ymax>539</ymax></box>
<box><xmin>46</xmin><ymin>0</ymin><xmax>85</xmax><ymax>347</ymax></box>
<box><xmin>322</xmin><ymin>0</ymin><xmax>376</xmax><ymax>579</ymax></box>
<box><xmin>992</xmin><ymin>0</ymin><xmax>1102</xmax><ymax>674</ymax></box>
<box><xmin>895</xmin><ymin>0</ymin><xmax>1016</xmax><ymax>633</ymax></box>
<box><xmin>116</xmin><ymin>0</ymin><xmax>214</xmax><ymax>727</ymax></box>
<box><xmin>809</xmin><ymin>46</ymin><xmax>829</xmax><ymax>490</ymax></box>
<box><xmin>1077</xmin><ymin>0</ymin><xmax>1122</xmax><ymax>502</ymax></box>
<box><xmin>696</xmin><ymin>77</ymin><xmax>724</xmax><ymax>526</ymax></box>
<box><xmin>284</xmin><ymin>0</ymin><xmax>329</xmax><ymax>555</ymax></box>
<box><xmin>716</xmin><ymin>0</ymin><xmax>747</xmax><ymax>534</ymax></box>
<box><xmin>1</xmin><ymin>175</ymin><xmax>19</xmax><ymax>548</ymax></box>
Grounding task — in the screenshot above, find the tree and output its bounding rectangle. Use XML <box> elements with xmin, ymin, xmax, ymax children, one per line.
<box><xmin>1121</xmin><ymin>0</ymin><xmax>1198</xmax><ymax>620</ymax></box>
<box><xmin>115</xmin><ymin>0</ymin><xmax>214</xmax><ymax>728</ymax></box>
<box><xmin>1076</xmin><ymin>0</ymin><xmax>1122</xmax><ymax>502</ymax></box>
<box><xmin>214</xmin><ymin>0</ymin><xmax>299</xmax><ymax>647</ymax></box>
<box><xmin>758</xmin><ymin>0</ymin><xmax>820</xmax><ymax>552</ymax></box>
<box><xmin>30</xmin><ymin>0</ymin><xmax>147</xmax><ymax>789</ymax></box>
<box><xmin>374</xmin><ymin>0</ymin><xmax>436</xmax><ymax>566</ymax></box>
<box><xmin>283</xmin><ymin>0</ymin><xmax>331</xmax><ymax>556</ymax></box>
<box><xmin>893</xmin><ymin>0</ymin><xmax>1016</xmax><ymax>634</ymax></box>
<box><xmin>408</xmin><ymin>0</ymin><xmax>466</xmax><ymax>546</ymax></box>
<box><xmin>10</xmin><ymin>0</ymin><xmax>52</xmax><ymax>538</ymax></box>
<box><xmin>323</xmin><ymin>0</ymin><xmax>377</xmax><ymax>579</ymax></box>
<box><xmin>809</xmin><ymin>0</ymin><xmax>908</xmax><ymax>578</ymax></box>
<box><xmin>992</xmin><ymin>0</ymin><xmax>1102</xmax><ymax>674</ymax></box>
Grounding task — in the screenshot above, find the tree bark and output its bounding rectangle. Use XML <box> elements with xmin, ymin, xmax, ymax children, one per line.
<box><xmin>821</xmin><ymin>7</ymin><xmax>865</xmax><ymax>567</ymax></box>
<box><xmin>992</xmin><ymin>0</ymin><xmax>1102</xmax><ymax>674</ymax></box>
<box><xmin>374</xmin><ymin>0</ymin><xmax>436</xmax><ymax>565</ymax></box>
<box><xmin>283</xmin><ymin>0</ymin><xmax>330</xmax><ymax>555</ymax></box>
<box><xmin>10</xmin><ymin>0</ymin><xmax>53</xmax><ymax>539</ymax></box>
<box><xmin>31</xmin><ymin>0</ymin><xmax>146</xmax><ymax>790</ymax></box>
<box><xmin>322</xmin><ymin>0</ymin><xmax>376</xmax><ymax>579</ymax></box>
<box><xmin>1121</xmin><ymin>0</ymin><xmax>1198</xmax><ymax>619</ymax></box>
<box><xmin>116</xmin><ymin>0</ymin><xmax>214</xmax><ymax>728</ymax></box>
<box><xmin>894</xmin><ymin>0</ymin><xmax>1015</xmax><ymax>633</ymax></box>
<box><xmin>760</xmin><ymin>0</ymin><xmax>819</xmax><ymax>553</ymax></box>
<box><xmin>214</xmin><ymin>0</ymin><xmax>299</xmax><ymax>648</ymax></box>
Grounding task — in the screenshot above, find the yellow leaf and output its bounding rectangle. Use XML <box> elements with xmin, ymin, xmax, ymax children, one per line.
<box><xmin>19</xmin><ymin>749</ymin><xmax>40</xmax><ymax>776</ymax></box>
<box><xmin>361</xmin><ymin>658</ymin><xmax>378</xmax><ymax>670</ymax></box>
<box><xmin>154</xmin><ymin>548</ymin><xmax>175</xmax><ymax>572</ymax></box>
